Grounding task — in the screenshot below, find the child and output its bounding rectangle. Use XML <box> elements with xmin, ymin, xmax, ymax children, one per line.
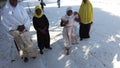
<box><xmin>72</xmin><ymin>11</ymin><xmax>80</xmax><ymax>43</ymax></box>
<box><xmin>57</xmin><ymin>0</ymin><xmax>60</xmax><ymax>8</ymax></box>
<box><xmin>39</xmin><ymin>0</ymin><xmax>46</xmax><ymax>11</ymax></box>
<box><xmin>79</xmin><ymin>0</ymin><xmax>93</xmax><ymax>41</ymax></box>
<box><xmin>33</xmin><ymin>5</ymin><xmax>52</xmax><ymax>55</ymax></box>
<box><xmin>60</xmin><ymin>7</ymin><xmax>80</xmax><ymax>55</ymax></box>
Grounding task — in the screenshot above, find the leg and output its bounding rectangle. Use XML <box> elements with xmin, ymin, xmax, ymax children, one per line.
<box><xmin>14</xmin><ymin>40</ymin><xmax>19</xmax><ymax>52</ymax></box>
<box><xmin>80</xmin><ymin>23</ymin><xmax>87</xmax><ymax>40</ymax></box>
<box><xmin>85</xmin><ymin>23</ymin><xmax>91</xmax><ymax>38</ymax></box>
<box><xmin>10</xmin><ymin>30</ymin><xmax>24</xmax><ymax>55</ymax></box>
<box><xmin>10</xmin><ymin>30</ymin><xmax>29</xmax><ymax>62</ymax></box>
<box><xmin>80</xmin><ymin>23</ymin><xmax>84</xmax><ymax>40</ymax></box>
<box><xmin>67</xmin><ymin>27</ymin><xmax>73</xmax><ymax>46</ymax></box>
<box><xmin>71</xmin><ymin>26</ymin><xmax>78</xmax><ymax>44</ymax></box>
<box><xmin>37</xmin><ymin>31</ymin><xmax>44</xmax><ymax>54</ymax></box>
<box><xmin>64</xmin><ymin>27</ymin><xmax>73</xmax><ymax>55</ymax></box>
<box><xmin>63</xmin><ymin>28</ymin><xmax>70</xmax><ymax>48</ymax></box>
<box><xmin>44</xmin><ymin>30</ymin><xmax>52</xmax><ymax>49</ymax></box>
<box><xmin>23</xmin><ymin>57</ymin><xmax>29</xmax><ymax>62</ymax></box>
<box><xmin>40</xmin><ymin>3</ymin><xmax>44</xmax><ymax>11</ymax></box>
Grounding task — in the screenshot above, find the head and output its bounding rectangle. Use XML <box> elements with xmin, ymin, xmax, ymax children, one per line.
<box><xmin>83</xmin><ymin>0</ymin><xmax>87</xmax><ymax>3</ymax></box>
<box><xmin>66</xmin><ymin>7</ymin><xmax>73</xmax><ymax>16</ymax></box>
<box><xmin>34</xmin><ymin>5</ymin><xmax>43</xmax><ymax>18</ymax></box>
<box><xmin>9</xmin><ymin>0</ymin><xmax>18</xmax><ymax>7</ymax></box>
<box><xmin>35</xmin><ymin>9</ymin><xmax>42</xmax><ymax>16</ymax></box>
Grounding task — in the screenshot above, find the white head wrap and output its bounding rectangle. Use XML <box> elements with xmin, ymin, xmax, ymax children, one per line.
<box><xmin>66</xmin><ymin>7</ymin><xmax>72</xmax><ymax>12</ymax></box>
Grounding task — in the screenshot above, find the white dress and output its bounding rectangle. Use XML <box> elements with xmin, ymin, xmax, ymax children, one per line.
<box><xmin>62</xmin><ymin>14</ymin><xmax>78</xmax><ymax>48</ymax></box>
<box><xmin>0</xmin><ymin>0</ymin><xmax>36</xmax><ymax>67</ymax></box>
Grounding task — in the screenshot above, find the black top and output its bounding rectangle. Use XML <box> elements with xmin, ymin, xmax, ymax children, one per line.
<box><xmin>33</xmin><ymin>15</ymin><xmax>49</xmax><ymax>31</ymax></box>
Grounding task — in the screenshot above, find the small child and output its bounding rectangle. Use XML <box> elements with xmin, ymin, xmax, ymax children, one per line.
<box><xmin>33</xmin><ymin>5</ymin><xmax>52</xmax><ymax>55</ymax></box>
<box><xmin>60</xmin><ymin>7</ymin><xmax>80</xmax><ymax>55</ymax></box>
<box><xmin>39</xmin><ymin>0</ymin><xmax>46</xmax><ymax>11</ymax></box>
<box><xmin>57</xmin><ymin>0</ymin><xmax>60</xmax><ymax>8</ymax></box>
<box><xmin>72</xmin><ymin>11</ymin><xmax>80</xmax><ymax>43</ymax></box>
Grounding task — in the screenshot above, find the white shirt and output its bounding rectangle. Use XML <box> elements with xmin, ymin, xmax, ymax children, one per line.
<box><xmin>61</xmin><ymin>14</ymin><xmax>78</xmax><ymax>27</ymax></box>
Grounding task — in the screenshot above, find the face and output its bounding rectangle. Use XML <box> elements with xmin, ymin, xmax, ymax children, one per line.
<box><xmin>36</xmin><ymin>9</ymin><xmax>41</xmax><ymax>15</ymax></box>
<box><xmin>67</xmin><ymin>10</ymin><xmax>73</xmax><ymax>16</ymax></box>
<box><xmin>83</xmin><ymin>0</ymin><xmax>87</xmax><ymax>3</ymax></box>
<box><xmin>9</xmin><ymin>0</ymin><xmax>17</xmax><ymax>7</ymax></box>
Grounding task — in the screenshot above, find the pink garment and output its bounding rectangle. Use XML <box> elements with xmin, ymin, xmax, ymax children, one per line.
<box><xmin>62</xmin><ymin>13</ymin><xmax>78</xmax><ymax>48</ymax></box>
<box><xmin>10</xmin><ymin>30</ymin><xmax>37</xmax><ymax>58</ymax></box>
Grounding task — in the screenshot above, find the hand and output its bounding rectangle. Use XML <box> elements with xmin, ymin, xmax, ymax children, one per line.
<box><xmin>40</xmin><ymin>29</ymin><xmax>46</xmax><ymax>34</ymax></box>
<box><xmin>17</xmin><ymin>25</ymin><xmax>25</xmax><ymax>32</ymax></box>
<box><xmin>91</xmin><ymin>21</ymin><xmax>93</xmax><ymax>24</ymax></box>
<box><xmin>60</xmin><ymin>20</ymin><xmax>68</xmax><ymax>26</ymax></box>
<box><xmin>63</xmin><ymin>20</ymin><xmax>68</xmax><ymax>24</ymax></box>
<box><xmin>74</xmin><ymin>18</ymin><xmax>80</xmax><ymax>23</ymax></box>
<box><xmin>74</xmin><ymin>11</ymin><xmax>78</xmax><ymax>15</ymax></box>
<box><xmin>42</xmin><ymin>30</ymin><xmax>46</xmax><ymax>34</ymax></box>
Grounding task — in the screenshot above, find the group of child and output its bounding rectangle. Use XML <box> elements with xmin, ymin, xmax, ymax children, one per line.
<box><xmin>35</xmin><ymin>0</ymin><xmax>93</xmax><ymax>56</ymax></box>
<box><xmin>0</xmin><ymin>0</ymin><xmax>92</xmax><ymax>64</ymax></box>
<box><xmin>35</xmin><ymin>0</ymin><xmax>83</xmax><ymax>56</ymax></box>
<box><xmin>20</xmin><ymin>0</ymin><xmax>93</xmax><ymax>62</ymax></box>
<box><xmin>33</xmin><ymin>6</ymin><xmax>80</xmax><ymax>55</ymax></box>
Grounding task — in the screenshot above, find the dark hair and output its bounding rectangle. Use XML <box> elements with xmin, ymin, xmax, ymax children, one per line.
<box><xmin>9</xmin><ymin>0</ymin><xmax>17</xmax><ymax>7</ymax></box>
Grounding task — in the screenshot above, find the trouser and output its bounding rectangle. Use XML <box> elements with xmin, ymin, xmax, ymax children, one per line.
<box><xmin>63</xmin><ymin>26</ymin><xmax>73</xmax><ymax>49</ymax></box>
<box><xmin>71</xmin><ymin>25</ymin><xmax>78</xmax><ymax>44</ymax></box>
<box><xmin>10</xmin><ymin>30</ymin><xmax>37</xmax><ymax>58</ymax></box>
<box><xmin>36</xmin><ymin>30</ymin><xmax>50</xmax><ymax>51</ymax></box>
<box><xmin>79</xmin><ymin>23</ymin><xmax>92</xmax><ymax>39</ymax></box>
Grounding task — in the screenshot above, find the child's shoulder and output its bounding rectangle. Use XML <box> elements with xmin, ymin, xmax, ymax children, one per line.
<box><xmin>61</xmin><ymin>15</ymin><xmax>68</xmax><ymax>19</ymax></box>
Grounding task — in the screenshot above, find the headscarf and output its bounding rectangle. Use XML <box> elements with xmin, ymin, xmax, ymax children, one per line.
<box><xmin>66</xmin><ymin>7</ymin><xmax>72</xmax><ymax>12</ymax></box>
<box><xmin>79</xmin><ymin>0</ymin><xmax>93</xmax><ymax>24</ymax></box>
<box><xmin>1</xmin><ymin>0</ymin><xmax>31</xmax><ymax>31</ymax></box>
<box><xmin>34</xmin><ymin>5</ymin><xmax>43</xmax><ymax>18</ymax></box>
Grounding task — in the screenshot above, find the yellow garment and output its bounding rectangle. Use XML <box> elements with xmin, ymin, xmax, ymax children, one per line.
<box><xmin>79</xmin><ymin>0</ymin><xmax>93</xmax><ymax>24</ymax></box>
<box><xmin>34</xmin><ymin>5</ymin><xmax>43</xmax><ymax>18</ymax></box>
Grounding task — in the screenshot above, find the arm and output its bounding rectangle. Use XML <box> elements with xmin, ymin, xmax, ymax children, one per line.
<box><xmin>33</xmin><ymin>17</ymin><xmax>40</xmax><ymax>31</ymax></box>
<box><xmin>21</xmin><ymin>7</ymin><xmax>31</xmax><ymax>31</ymax></box>
<box><xmin>60</xmin><ymin>19</ymin><xmax>68</xmax><ymax>27</ymax></box>
<box><xmin>74</xmin><ymin>11</ymin><xmax>81</xmax><ymax>23</ymax></box>
<box><xmin>1</xmin><ymin>13</ymin><xmax>20</xmax><ymax>32</ymax></box>
<box><xmin>43</xmin><ymin>15</ymin><xmax>49</xmax><ymax>29</ymax></box>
